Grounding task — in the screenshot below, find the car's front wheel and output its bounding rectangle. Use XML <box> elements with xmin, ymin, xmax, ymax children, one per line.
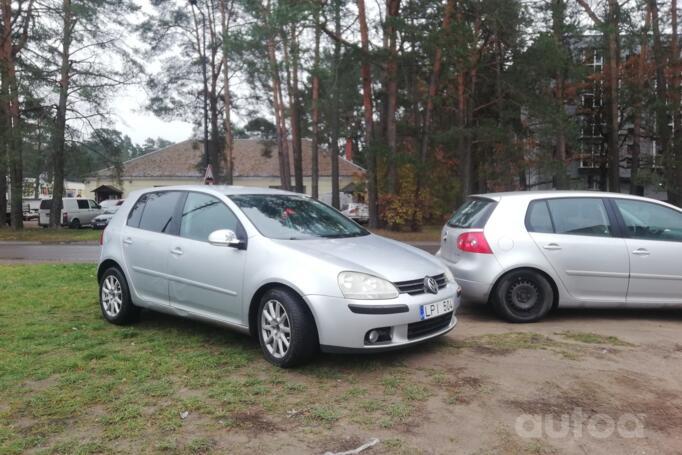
<box><xmin>99</xmin><ymin>267</ymin><xmax>139</xmax><ymax>325</ymax></box>
<box><xmin>492</xmin><ymin>269</ymin><xmax>554</xmax><ymax>323</ymax></box>
<box><xmin>257</xmin><ymin>288</ymin><xmax>318</xmax><ymax>367</ymax></box>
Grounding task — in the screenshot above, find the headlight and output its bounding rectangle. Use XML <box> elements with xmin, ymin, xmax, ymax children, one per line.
<box><xmin>443</xmin><ymin>267</ymin><xmax>456</xmax><ymax>283</ymax></box>
<box><xmin>337</xmin><ymin>271</ymin><xmax>399</xmax><ymax>300</ymax></box>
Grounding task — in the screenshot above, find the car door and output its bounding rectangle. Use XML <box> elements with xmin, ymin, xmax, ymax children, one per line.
<box><xmin>167</xmin><ymin>191</ymin><xmax>246</xmax><ymax>324</ymax></box>
<box><xmin>527</xmin><ymin>197</ymin><xmax>629</xmax><ymax>304</ymax></box>
<box><xmin>610</xmin><ymin>198</ymin><xmax>682</xmax><ymax>306</ymax></box>
<box><xmin>120</xmin><ymin>191</ymin><xmax>183</xmax><ymax>307</ymax></box>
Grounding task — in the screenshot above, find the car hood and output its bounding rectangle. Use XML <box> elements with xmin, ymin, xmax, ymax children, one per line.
<box><xmin>273</xmin><ymin>234</ymin><xmax>446</xmax><ymax>282</ymax></box>
<box><xmin>95</xmin><ymin>214</ymin><xmax>114</xmax><ymax>221</ymax></box>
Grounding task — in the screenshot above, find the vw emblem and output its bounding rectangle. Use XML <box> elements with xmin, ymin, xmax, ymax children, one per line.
<box><xmin>424</xmin><ymin>276</ymin><xmax>439</xmax><ymax>294</ymax></box>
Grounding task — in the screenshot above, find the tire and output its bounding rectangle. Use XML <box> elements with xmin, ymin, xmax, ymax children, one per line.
<box><xmin>69</xmin><ymin>218</ymin><xmax>81</xmax><ymax>229</ymax></box>
<box><xmin>492</xmin><ymin>269</ymin><xmax>554</xmax><ymax>323</ymax></box>
<box><xmin>257</xmin><ymin>288</ymin><xmax>318</xmax><ymax>368</ymax></box>
<box><xmin>99</xmin><ymin>267</ymin><xmax>140</xmax><ymax>325</ymax></box>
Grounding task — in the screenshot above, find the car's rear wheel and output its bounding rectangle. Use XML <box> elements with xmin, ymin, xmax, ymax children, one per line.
<box><xmin>99</xmin><ymin>267</ymin><xmax>139</xmax><ymax>325</ymax></box>
<box><xmin>257</xmin><ymin>288</ymin><xmax>318</xmax><ymax>368</ymax></box>
<box><xmin>69</xmin><ymin>218</ymin><xmax>81</xmax><ymax>229</ymax></box>
<box><xmin>492</xmin><ymin>269</ymin><xmax>553</xmax><ymax>323</ymax></box>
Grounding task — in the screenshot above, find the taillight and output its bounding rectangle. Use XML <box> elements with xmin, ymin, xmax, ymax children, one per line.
<box><xmin>457</xmin><ymin>232</ymin><xmax>492</xmax><ymax>254</ymax></box>
<box><xmin>62</xmin><ymin>212</ymin><xmax>68</xmax><ymax>224</ymax></box>
<box><xmin>99</xmin><ymin>230</ymin><xmax>104</xmax><ymax>246</ymax></box>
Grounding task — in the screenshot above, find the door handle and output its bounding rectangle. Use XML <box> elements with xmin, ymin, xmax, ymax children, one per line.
<box><xmin>543</xmin><ymin>243</ymin><xmax>562</xmax><ymax>250</ymax></box>
<box><xmin>170</xmin><ymin>247</ymin><xmax>184</xmax><ymax>256</ymax></box>
<box><xmin>632</xmin><ymin>248</ymin><xmax>650</xmax><ymax>256</ymax></box>
<box><xmin>123</xmin><ymin>237</ymin><xmax>133</xmax><ymax>245</ymax></box>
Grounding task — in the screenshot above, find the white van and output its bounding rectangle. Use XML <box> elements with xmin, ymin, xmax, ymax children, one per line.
<box><xmin>38</xmin><ymin>198</ymin><xmax>102</xmax><ymax>228</ymax></box>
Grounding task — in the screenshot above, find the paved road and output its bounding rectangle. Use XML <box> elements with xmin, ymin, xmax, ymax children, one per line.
<box><xmin>0</xmin><ymin>241</ymin><xmax>439</xmax><ymax>263</ymax></box>
<box><xmin>0</xmin><ymin>243</ymin><xmax>101</xmax><ymax>263</ymax></box>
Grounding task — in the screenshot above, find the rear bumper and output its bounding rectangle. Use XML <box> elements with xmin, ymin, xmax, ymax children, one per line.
<box><xmin>306</xmin><ymin>285</ymin><xmax>460</xmax><ymax>350</ymax></box>
<box><xmin>437</xmin><ymin>253</ymin><xmax>499</xmax><ymax>303</ymax></box>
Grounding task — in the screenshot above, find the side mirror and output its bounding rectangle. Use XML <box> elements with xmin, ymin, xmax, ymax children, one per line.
<box><xmin>208</xmin><ymin>229</ymin><xmax>245</xmax><ymax>249</ymax></box>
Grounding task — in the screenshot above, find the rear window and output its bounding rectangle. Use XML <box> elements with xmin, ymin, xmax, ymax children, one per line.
<box><xmin>447</xmin><ymin>198</ymin><xmax>496</xmax><ymax>229</ymax></box>
<box><xmin>40</xmin><ymin>200</ymin><xmax>52</xmax><ymax>210</ymax></box>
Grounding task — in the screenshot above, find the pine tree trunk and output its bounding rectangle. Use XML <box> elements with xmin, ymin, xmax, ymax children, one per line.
<box><xmin>631</xmin><ymin>7</ymin><xmax>649</xmax><ymax>196</ymax></box>
<box><xmin>419</xmin><ymin>0</ymin><xmax>454</xmax><ymax>167</ymax></box>
<box><xmin>0</xmin><ymin>65</ymin><xmax>8</xmax><ymax>228</ymax></box>
<box><xmin>605</xmin><ymin>0</ymin><xmax>620</xmax><ymax>193</ymax></box>
<box><xmin>357</xmin><ymin>0</ymin><xmax>377</xmax><ymax>227</ymax></box>
<box><xmin>385</xmin><ymin>0</ymin><xmax>400</xmax><ymax>194</ymax></box>
<box><xmin>1</xmin><ymin>0</ymin><xmax>23</xmax><ymax>229</ymax></box>
<box><xmin>219</xmin><ymin>0</ymin><xmax>234</xmax><ymax>185</ymax></box>
<box><xmin>650</xmin><ymin>0</ymin><xmax>673</xmax><ymax>201</ymax></box>
<box><xmin>267</xmin><ymin>36</ymin><xmax>291</xmax><ymax>191</ymax></box>
<box><xmin>331</xmin><ymin>0</ymin><xmax>341</xmax><ymax>209</ymax></box>
<box><xmin>283</xmin><ymin>26</ymin><xmax>304</xmax><ymax>193</ymax></box>
<box><xmin>671</xmin><ymin>0</ymin><xmax>681</xmax><ymax>206</ymax></box>
<box><xmin>552</xmin><ymin>0</ymin><xmax>568</xmax><ymax>189</ymax></box>
<box><xmin>311</xmin><ymin>5</ymin><xmax>321</xmax><ymax>199</ymax></box>
<box><xmin>49</xmin><ymin>0</ymin><xmax>73</xmax><ymax>228</ymax></box>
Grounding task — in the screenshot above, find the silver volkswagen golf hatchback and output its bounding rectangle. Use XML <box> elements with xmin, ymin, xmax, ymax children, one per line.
<box><xmin>438</xmin><ymin>191</ymin><xmax>682</xmax><ymax>323</ymax></box>
<box><xmin>98</xmin><ymin>186</ymin><xmax>460</xmax><ymax>367</ymax></box>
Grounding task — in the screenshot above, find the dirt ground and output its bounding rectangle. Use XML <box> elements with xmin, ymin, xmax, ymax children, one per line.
<box><xmin>152</xmin><ymin>304</ymin><xmax>682</xmax><ymax>455</ymax></box>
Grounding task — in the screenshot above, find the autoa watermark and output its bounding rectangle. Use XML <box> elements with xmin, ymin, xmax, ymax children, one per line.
<box><xmin>515</xmin><ymin>408</ymin><xmax>646</xmax><ymax>439</ymax></box>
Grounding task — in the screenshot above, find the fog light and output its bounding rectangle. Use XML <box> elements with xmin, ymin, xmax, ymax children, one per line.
<box><xmin>364</xmin><ymin>327</ymin><xmax>391</xmax><ymax>345</ymax></box>
<box><xmin>367</xmin><ymin>330</ymin><xmax>379</xmax><ymax>344</ymax></box>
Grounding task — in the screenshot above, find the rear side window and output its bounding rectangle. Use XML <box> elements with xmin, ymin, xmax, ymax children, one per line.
<box><xmin>526</xmin><ymin>200</ymin><xmax>554</xmax><ymax>233</ymax></box>
<box><xmin>447</xmin><ymin>198</ymin><xmax>496</xmax><ymax>229</ymax></box>
<box><xmin>77</xmin><ymin>200</ymin><xmax>89</xmax><ymax>209</ymax></box>
<box><xmin>138</xmin><ymin>191</ymin><xmax>183</xmax><ymax>234</ymax></box>
<box><xmin>40</xmin><ymin>200</ymin><xmax>52</xmax><ymax>210</ymax></box>
<box><xmin>127</xmin><ymin>196</ymin><xmax>146</xmax><ymax>227</ymax></box>
<box><xmin>547</xmin><ymin>198</ymin><xmax>612</xmax><ymax>237</ymax></box>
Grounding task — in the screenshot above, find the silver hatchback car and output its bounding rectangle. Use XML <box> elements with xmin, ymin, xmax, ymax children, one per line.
<box><xmin>437</xmin><ymin>191</ymin><xmax>682</xmax><ymax>322</ymax></box>
<box><xmin>98</xmin><ymin>186</ymin><xmax>460</xmax><ymax>367</ymax></box>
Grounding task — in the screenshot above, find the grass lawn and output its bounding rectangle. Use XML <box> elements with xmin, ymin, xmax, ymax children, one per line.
<box><xmin>0</xmin><ymin>264</ymin><xmax>454</xmax><ymax>455</ymax></box>
<box><xmin>369</xmin><ymin>225</ymin><xmax>442</xmax><ymax>243</ymax></box>
<box><xmin>0</xmin><ymin>227</ymin><xmax>100</xmax><ymax>243</ymax></box>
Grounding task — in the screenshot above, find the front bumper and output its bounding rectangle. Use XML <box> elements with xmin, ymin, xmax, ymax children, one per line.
<box><xmin>306</xmin><ymin>285</ymin><xmax>459</xmax><ymax>351</ymax></box>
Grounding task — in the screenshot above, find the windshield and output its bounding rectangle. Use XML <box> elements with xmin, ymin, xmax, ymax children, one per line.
<box><xmin>230</xmin><ymin>194</ymin><xmax>369</xmax><ymax>240</ymax></box>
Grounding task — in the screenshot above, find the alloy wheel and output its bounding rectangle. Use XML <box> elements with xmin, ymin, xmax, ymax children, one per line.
<box><xmin>101</xmin><ymin>275</ymin><xmax>123</xmax><ymax>317</ymax></box>
<box><xmin>261</xmin><ymin>299</ymin><xmax>292</xmax><ymax>359</ymax></box>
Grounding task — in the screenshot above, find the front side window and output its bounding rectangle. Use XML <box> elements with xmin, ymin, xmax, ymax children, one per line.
<box><xmin>546</xmin><ymin>198</ymin><xmax>612</xmax><ymax>237</ymax></box>
<box><xmin>180</xmin><ymin>192</ymin><xmax>239</xmax><ymax>242</ymax></box>
<box><xmin>614</xmin><ymin>199</ymin><xmax>682</xmax><ymax>242</ymax></box>
<box><xmin>89</xmin><ymin>200</ymin><xmax>99</xmax><ymax>209</ymax></box>
<box><xmin>230</xmin><ymin>194</ymin><xmax>368</xmax><ymax>240</ymax></box>
<box><xmin>447</xmin><ymin>198</ymin><xmax>496</xmax><ymax>229</ymax></box>
<box><xmin>137</xmin><ymin>191</ymin><xmax>182</xmax><ymax>234</ymax></box>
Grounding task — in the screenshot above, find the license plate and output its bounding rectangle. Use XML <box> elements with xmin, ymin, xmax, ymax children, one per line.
<box><xmin>419</xmin><ymin>299</ymin><xmax>454</xmax><ymax>320</ymax></box>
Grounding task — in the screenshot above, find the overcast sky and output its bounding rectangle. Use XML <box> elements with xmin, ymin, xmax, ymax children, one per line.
<box><xmin>113</xmin><ymin>86</ymin><xmax>194</xmax><ymax>145</ymax></box>
<box><xmin>110</xmin><ymin>0</ymin><xmax>194</xmax><ymax>146</ymax></box>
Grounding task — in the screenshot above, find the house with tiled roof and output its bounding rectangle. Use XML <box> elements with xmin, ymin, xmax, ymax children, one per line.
<box><xmin>84</xmin><ymin>138</ymin><xmax>366</xmax><ymax>198</ymax></box>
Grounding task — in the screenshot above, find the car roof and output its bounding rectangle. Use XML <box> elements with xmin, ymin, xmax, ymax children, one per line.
<box><xmin>133</xmin><ymin>185</ymin><xmax>301</xmax><ymax>197</ymax></box>
<box><xmin>470</xmin><ymin>190</ymin><xmax>665</xmax><ymax>204</ymax></box>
